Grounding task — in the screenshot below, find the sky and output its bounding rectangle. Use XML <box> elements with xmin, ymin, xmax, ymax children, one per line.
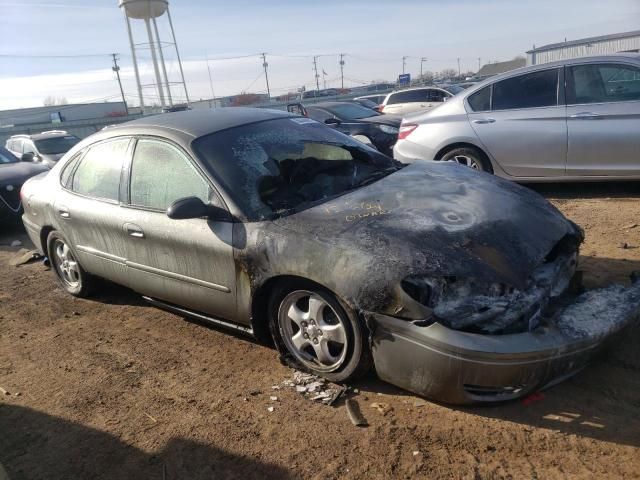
<box><xmin>0</xmin><ymin>0</ymin><xmax>639</xmax><ymax>109</ymax></box>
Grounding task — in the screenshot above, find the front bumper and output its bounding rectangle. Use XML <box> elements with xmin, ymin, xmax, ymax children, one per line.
<box><xmin>368</xmin><ymin>281</ymin><xmax>640</xmax><ymax>404</ymax></box>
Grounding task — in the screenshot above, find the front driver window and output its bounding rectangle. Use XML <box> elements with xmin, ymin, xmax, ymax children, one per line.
<box><xmin>567</xmin><ymin>63</ymin><xmax>640</xmax><ymax>104</ymax></box>
<box><xmin>130</xmin><ymin>139</ymin><xmax>212</xmax><ymax>211</ymax></box>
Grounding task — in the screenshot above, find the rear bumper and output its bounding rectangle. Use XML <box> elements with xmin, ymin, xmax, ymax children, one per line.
<box><xmin>393</xmin><ymin>139</ymin><xmax>436</xmax><ymax>163</ymax></box>
<box><xmin>22</xmin><ymin>215</ymin><xmax>44</xmax><ymax>254</ymax></box>
<box><xmin>368</xmin><ymin>282</ymin><xmax>640</xmax><ymax>404</ymax></box>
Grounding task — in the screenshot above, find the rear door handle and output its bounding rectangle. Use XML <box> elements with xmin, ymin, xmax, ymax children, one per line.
<box><xmin>58</xmin><ymin>208</ymin><xmax>70</xmax><ymax>219</ymax></box>
<box><xmin>569</xmin><ymin>112</ymin><xmax>601</xmax><ymax>119</ymax></box>
<box><xmin>472</xmin><ymin>118</ymin><xmax>496</xmax><ymax>124</ymax></box>
<box><xmin>124</xmin><ymin>223</ymin><xmax>145</xmax><ymax>239</ymax></box>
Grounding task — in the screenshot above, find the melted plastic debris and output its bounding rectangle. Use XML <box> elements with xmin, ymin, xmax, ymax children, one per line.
<box><xmin>433</xmin><ymin>252</ymin><xmax>577</xmax><ymax>334</ymax></box>
<box><xmin>556</xmin><ymin>282</ymin><xmax>640</xmax><ymax>339</ymax></box>
<box><xmin>277</xmin><ymin>371</ymin><xmax>345</xmax><ymax>405</ymax></box>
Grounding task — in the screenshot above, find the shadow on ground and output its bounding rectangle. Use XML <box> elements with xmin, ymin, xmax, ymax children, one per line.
<box><xmin>0</xmin><ymin>404</ymin><xmax>295</xmax><ymax>480</ymax></box>
<box><xmin>527</xmin><ymin>181</ymin><xmax>640</xmax><ymax>200</ymax></box>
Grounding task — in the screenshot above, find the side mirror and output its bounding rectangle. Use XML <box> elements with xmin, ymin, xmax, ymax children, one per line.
<box><xmin>324</xmin><ymin>118</ymin><xmax>341</xmax><ymax>125</ymax></box>
<box><xmin>21</xmin><ymin>152</ymin><xmax>35</xmax><ymax>162</ymax></box>
<box><xmin>167</xmin><ymin>196</ymin><xmax>231</xmax><ymax>221</ymax></box>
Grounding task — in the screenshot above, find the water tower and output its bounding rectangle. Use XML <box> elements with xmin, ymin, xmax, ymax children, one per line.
<box><xmin>119</xmin><ymin>0</ymin><xmax>190</xmax><ymax>111</ymax></box>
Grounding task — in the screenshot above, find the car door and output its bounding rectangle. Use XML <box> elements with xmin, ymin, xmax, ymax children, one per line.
<box><xmin>565</xmin><ymin>62</ymin><xmax>640</xmax><ymax>176</ymax></box>
<box><xmin>54</xmin><ymin>137</ymin><xmax>132</xmax><ymax>285</ymax></box>
<box><xmin>467</xmin><ymin>67</ymin><xmax>567</xmax><ymax>178</ymax></box>
<box><xmin>121</xmin><ymin>137</ymin><xmax>237</xmax><ymax>320</ymax></box>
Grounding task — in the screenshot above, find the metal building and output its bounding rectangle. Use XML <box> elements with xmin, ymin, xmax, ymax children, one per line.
<box><xmin>527</xmin><ymin>30</ymin><xmax>640</xmax><ymax>65</ymax></box>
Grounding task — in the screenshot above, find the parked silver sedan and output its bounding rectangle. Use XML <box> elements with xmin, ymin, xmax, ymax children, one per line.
<box><xmin>394</xmin><ymin>54</ymin><xmax>640</xmax><ymax>181</ymax></box>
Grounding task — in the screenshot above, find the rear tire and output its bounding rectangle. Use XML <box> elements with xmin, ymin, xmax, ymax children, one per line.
<box><xmin>269</xmin><ymin>281</ymin><xmax>371</xmax><ymax>383</ymax></box>
<box><xmin>47</xmin><ymin>231</ymin><xmax>95</xmax><ymax>297</ymax></box>
<box><xmin>441</xmin><ymin>146</ymin><xmax>492</xmax><ymax>173</ymax></box>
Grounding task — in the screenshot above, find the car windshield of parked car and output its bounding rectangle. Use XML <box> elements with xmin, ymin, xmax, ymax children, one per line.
<box><xmin>326</xmin><ymin>103</ymin><xmax>379</xmax><ymax>119</ymax></box>
<box><xmin>443</xmin><ymin>85</ymin><xmax>464</xmax><ymax>95</ymax></box>
<box><xmin>192</xmin><ymin>118</ymin><xmax>400</xmax><ymax>220</ymax></box>
<box><xmin>34</xmin><ymin>135</ymin><xmax>80</xmax><ymax>155</ymax></box>
<box><xmin>0</xmin><ymin>147</ymin><xmax>18</xmax><ymax>164</ymax></box>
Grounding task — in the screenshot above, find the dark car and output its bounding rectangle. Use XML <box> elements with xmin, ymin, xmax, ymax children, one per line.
<box><xmin>6</xmin><ymin>131</ymin><xmax>81</xmax><ymax>168</ymax></box>
<box><xmin>351</xmin><ymin>98</ymin><xmax>382</xmax><ymax>112</ymax></box>
<box><xmin>0</xmin><ymin>146</ymin><xmax>48</xmax><ymax>223</ymax></box>
<box><xmin>21</xmin><ymin>108</ymin><xmax>640</xmax><ymax>404</ymax></box>
<box><xmin>287</xmin><ymin>101</ymin><xmax>400</xmax><ymax>155</ymax></box>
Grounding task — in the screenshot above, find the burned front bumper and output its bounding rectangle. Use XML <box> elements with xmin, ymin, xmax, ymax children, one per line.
<box><xmin>368</xmin><ymin>281</ymin><xmax>640</xmax><ymax>404</ymax></box>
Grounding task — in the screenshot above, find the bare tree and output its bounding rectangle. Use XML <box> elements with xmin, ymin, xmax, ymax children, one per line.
<box><xmin>420</xmin><ymin>71</ymin><xmax>435</xmax><ymax>83</ymax></box>
<box><xmin>438</xmin><ymin>68</ymin><xmax>458</xmax><ymax>80</ymax></box>
<box><xmin>43</xmin><ymin>96</ymin><xmax>69</xmax><ymax>106</ymax></box>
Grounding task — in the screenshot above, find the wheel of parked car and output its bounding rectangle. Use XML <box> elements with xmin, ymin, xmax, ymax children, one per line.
<box><xmin>441</xmin><ymin>147</ymin><xmax>492</xmax><ymax>173</ymax></box>
<box><xmin>47</xmin><ymin>231</ymin><xmax>95</xmax><ymax>297</ymax></box>
<box><xmin>269</xmin><ymin>282</ymin><xmax>371</xmax><ymax>382</ymax></box>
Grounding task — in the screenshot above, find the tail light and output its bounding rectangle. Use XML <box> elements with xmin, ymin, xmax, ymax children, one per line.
<box><xmin>377</xmin><ymin>104</ymin><xmax>384</xmax><ymax>112</ymax></box>
<box><xmin>398</xmin><ymin>123</ymin><xmax>418</xmax><ymax>140</ymax></box>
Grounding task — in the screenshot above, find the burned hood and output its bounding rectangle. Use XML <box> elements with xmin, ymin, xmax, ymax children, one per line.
<box><xmin>274</xmin><ymin>161</ymin><xmax>580</xmax><ymax>291</ymax></box>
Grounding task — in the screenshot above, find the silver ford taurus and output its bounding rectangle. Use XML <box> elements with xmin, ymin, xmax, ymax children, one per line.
<box><xmin>21</xmin><ymin>108</ymin><xmax>640</xmax><ymax>404</ymax></box>
<box><xmin>394</xmin><ymin>54</ymin><xmax>640</xmax><ymax>181</ymax></box>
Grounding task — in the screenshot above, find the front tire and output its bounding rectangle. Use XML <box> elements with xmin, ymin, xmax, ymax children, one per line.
<box><xmin>269</xmin><ymin>282</ymin><xmax>371</xmax><ymax>383</ymax></box>
<box><xmin>47</xmin><ymin>231</ymin><xmax>95</xmax><ymax>297</ymax></box>
<box><xmin>441</xmin><ymin>146</ymin><xmax>492</xmax><ymax>173</ymax></box>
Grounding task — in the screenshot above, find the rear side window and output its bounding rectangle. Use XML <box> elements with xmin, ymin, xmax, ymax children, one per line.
<box><xmin>129</xmin><ymin>139</ymin><xmax>212</xmax><ymax>211</ymax></box>
<box><xmin>428</xmin><ymin>89</ymin><xmax>448</xmax><ymax>102</ymax></box>
<box><xmin>60</xmin><ymin>152</ymin><xmax>83</xmax><ymax>188</ymax></box>
<box><xmin>71</xmin><ymin>138</ymin><xmax>129</xmax><ymax>201</ymax></box>
<box><xmin>492</xmin><ymin>69</ymin><xmax>558</xmax><ymax>110</ymax></box>
<box><xmin>468</xmin><ymin>86</ymin><xmax>492</xmax><ymax>111</ymax></box>
<box><xmin>567</xmin><ymin>63</ymin><xmax>640</xmax><ymax>104</ymax></box>
<box><xmin>387</xmin><ymin>90</ymin><xmax>428</xmax><ymax>105</ymax></box>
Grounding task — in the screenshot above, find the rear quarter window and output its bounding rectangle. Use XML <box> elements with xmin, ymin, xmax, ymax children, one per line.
<box><xmin>467</xmin><ymin>86</ymin><xmax>492</xmax><ymax>111</ymax></box>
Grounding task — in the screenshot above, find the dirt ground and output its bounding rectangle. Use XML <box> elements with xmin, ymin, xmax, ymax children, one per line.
<box><xmin>1</xmin><ymin>182</ymin><xmax>640</xmax><ymax>480</ymax></box>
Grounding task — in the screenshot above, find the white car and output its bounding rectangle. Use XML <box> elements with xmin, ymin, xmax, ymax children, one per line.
<box><xmin>380</xmin><ymin>86</ymin><xmax>463</xmax><ymax>115</ymax></box>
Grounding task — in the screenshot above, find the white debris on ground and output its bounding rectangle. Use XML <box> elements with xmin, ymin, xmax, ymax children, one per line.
<box><xmin>275</xmin><ymin>371</ymin><xmax>345</xmax><ymax>405</ymax></box>
<box><xmin>556</xmin><ymin>282</ymin><xmax>640</xmax><ymax>339</ymax></box>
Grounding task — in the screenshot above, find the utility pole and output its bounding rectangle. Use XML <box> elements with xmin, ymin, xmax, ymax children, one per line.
<box><xmin>261</xmin><ymin>52</ymin><xmax>271</xmax><ymax>100</ymax></box>
<box><xmin>457</xmin><ymin>57</ymin><xmax>461</xmax><ymax>77</ymax></box>
<box><xmin>478</xmin><ymin>57</ymin><xmax>481</xmax><ymax>72</ymax></box>
<box><xmin>402</xmin><ymin>56</ymin><xmax>408</xmax><ymax>74</ymax></box>
<box><xmin>111</xmin><ymin>53</ymin><xmax>128</xmax><ymax>114</ymax></box>
<box><xmin>323</xmin><ymin>70</ymin><xmax>327</xmax><ymax>90</ymax></box>
<box><xmin>339</xmin><ymin>53</ymin><xmax>345</xmax><ymax>89</ymax></box>
<box><xmin>313</xmin><ymin>56</ymin><xmax>320</xmax><ymax>92</ymax></box>
<box><xmin>205</xmin><ymin>56</ymin><xmax>216</xmax><ymax>108</ymax></box>
<box><xmin>420</xmin><ymin>57</ymin><xmax>427</xmax><ymax>80</ymax></box>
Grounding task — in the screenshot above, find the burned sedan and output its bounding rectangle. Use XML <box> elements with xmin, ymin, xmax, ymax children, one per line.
<box><xmin>21</xmin><ymin>108</ymin><xmax>640</xmax><ymax>404</ymax></box>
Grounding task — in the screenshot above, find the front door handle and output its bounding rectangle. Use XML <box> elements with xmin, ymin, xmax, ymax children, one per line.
<box><xmin>58</xmin><ymin>208</ymin><xmax>70</xmax><ymax>219</ymax></box>
<box><xmin>124</xmin><ymin>223</ymin><xmax>145</xmax><ymax>239</ymax></box>
<box><xmin>472</xmin><ymin>118</ymin><xmax>496</xmax><ymax>124</ymax></box>
<box><xmin>569</xmin><ymin>112</ymin><xmax>601</xmax><ymax>119</ymax></box>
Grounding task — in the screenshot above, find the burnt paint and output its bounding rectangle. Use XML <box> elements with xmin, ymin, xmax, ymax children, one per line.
<box><xmin>237</xmin><ymin>161</ymin><xmax>581</xmax><ymax>328</ymax></box>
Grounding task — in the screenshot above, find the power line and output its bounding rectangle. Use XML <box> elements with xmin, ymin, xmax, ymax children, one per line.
<box><xmin>0</xmin><ymin>53</ymin><xmax>116</xmax><ymax>58</ymax></box>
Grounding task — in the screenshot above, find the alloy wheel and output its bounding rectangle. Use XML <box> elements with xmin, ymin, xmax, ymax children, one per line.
<box><xmin>278</xmin><ymin>290</ymin><xmax>349</xmax><ymax>373</ymax></box>
<box><xmin>452</xmin><ymin>154</ymin><xmax>481</xmax><ymax>169</ymax></box>
<box><xmin>52</xmin><ymin>239</ymin><xmax>81</xmax><ymax>288</ymax></box>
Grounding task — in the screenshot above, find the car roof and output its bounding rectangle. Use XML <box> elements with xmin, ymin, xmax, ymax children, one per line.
<box><xmin>106</xmin><ymin>107</ymin><xmax>295</xmax><ymax>139</ymax></box>
<box><xmin>306</xmin><ymin>102</ymin><xmax>357</xmax><ymax>109</ymax></box>
<box><xmin>9</xmin><ymin>130</ymin><xmax>73</xmax><ymax>141</ymax></box>
<box><xmin>389</xmin><ymin>86</ymin><xmax>445</xmax><ymax>94</ymax></box>
<box><xmin>464</xmin><ymin>53</ymin><xmax>640</xmax><ymax>95</ymax></box>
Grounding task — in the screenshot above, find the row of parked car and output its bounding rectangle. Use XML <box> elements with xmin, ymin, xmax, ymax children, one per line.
<box><xmin>13</xmin><ymin>95</ymin><xmax>640</xmax><ymax>405</ymax></box>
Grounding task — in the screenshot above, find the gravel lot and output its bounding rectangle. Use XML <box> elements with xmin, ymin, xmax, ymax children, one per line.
<box><xmin>1</xmin><ymin>182</ymin><xmax>639</xmax><ymax>479</ymax></box>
